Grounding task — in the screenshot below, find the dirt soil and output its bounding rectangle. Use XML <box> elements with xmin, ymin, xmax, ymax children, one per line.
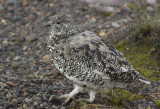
<box><xmin>0</xmin><ymin>0</ymin><xmax>160</xmax><ymax>109</ymax></box>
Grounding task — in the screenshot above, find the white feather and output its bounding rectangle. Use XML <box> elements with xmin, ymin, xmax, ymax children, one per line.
<box><xmin>121</xmin><ymin>67</ymin><xmax>128</xmax><ymax>72</ymax></box>
<box><xmin>92</xmin><ymin>69</ymin><xmax>110</xmax><ymax>80</ymax></box>
<box><xmin>139</xmin><ymin>79</ymin><xmax>151</xmax><ymax>84</ymax></box>
<box><xmin>65</xmin><ymin>75</ymin><xmax>98</xmax><ymax>89</ymax></box>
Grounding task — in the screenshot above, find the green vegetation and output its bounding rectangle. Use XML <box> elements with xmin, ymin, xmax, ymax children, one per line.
<box><xmin>107</xmin><ymin>89</ymin><xmax>143</xmax><ymax>105</ymax></box>
<box><xmin>115</xmin><ymin>38</ymin><xmax>159</xmax><ymax>81</ymax></box>
<box><xmin>104</xmin><ymin>12</ymin><xmax>111</xmax><ymax>16</ymax></box>
<box><xmin>34</xmin><ymin>71</ymin><xmax>39</xmax><ymax>78</ymax></box>
<box><xmin>115</xmin><ymin>1</ymin><xmax>160</xmax><ymax>81</ymax></box>
<box><xmin>156</xmin><ymin>100</ymin><xmax>160</xmax><ymax>108</ymax></box>
<box><xmin>79</xmin><ymin>102</ymin><xmax>90</xmax><ymax>109</ymax></box>
<box><xmin>127</xmin><ymin>3</ymin><xmax>135</xmax><ymax>10</ymax></box>
<box><xmin>23</xmin><ymin>104</ymin><xmax>28</xmax><ymax>109</ymax></box>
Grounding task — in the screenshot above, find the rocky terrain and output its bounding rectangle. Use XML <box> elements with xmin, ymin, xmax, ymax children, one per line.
<box><xmin>0</xmin><ymin>0</ymin><xmax>160</xmax><ymax>109</ymax></box>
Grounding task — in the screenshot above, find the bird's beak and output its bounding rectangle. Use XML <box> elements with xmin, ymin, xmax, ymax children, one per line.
<box><xmin>45</xmin><ymin>23</ymin><xmax>51</xmax><ymax>27</ymax></box>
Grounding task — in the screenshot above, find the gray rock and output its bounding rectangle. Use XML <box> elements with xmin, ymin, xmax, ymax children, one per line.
<box><xmin>6</xmin><ymin>92</ymin><xmax>12</xmax><ymax>99</ymax></box>
<box><xmin>91</xmin><ymin>5</ymin><xmax>115</xmax><ymax>13</ymax></box>
<box><xmin>24</xmin><ymin>52</ymin><xmax>28</xmax><ymax>55</ymax></box>
<box><xmin>146</xmin><ymin>0</ymin><xmax>156</xmax><ymax>5</ymax></box>
<box><xmin>34</xmin><ymin>101</ymin><xmax>38</xmax><ymax>106</ymax></box>
<box><xmin>111</xmin><ymin>22</ymin><xmax>120</xmax><ymax>28</ymax></box>
<box><xmin>146</xmin><ymin>6</ymin><xmax>153</xmax><ymax>12</ymax></box>
<box><xmin>105</xmin><ymin>24</ymin><xmax>110</xmax><ymax>28</ymax></box>
<box><xmin>26</xmin><ymin>34</ymin><xmax>38</xmax><ymax>42</ymax></box>
<box><xmin>29</xmin><ymin>89</ymin><xmax>36</xmax><ymax>94</ymax></box>
<box><xmin>34</xmin><ymin>97</ymin><xmax>41</xmax><ymax>101</ymax></box>
<box><xmin>52</xmin><ymin>105</ymin><xmax>58</xmax><ymax>109</ymax></box>
<box><xmin>11</xmin><ymin>99</ymin><xmax>18</xmax><ymax>104</ymax></box>
<box><xmin>40</xmin><ymin>102</ymin><xmax>47</xmax><ymax>108</ymax></box>
<box><xmin>0</xmin><ymin>82</ymin><xmax>7</xmax><ymax>89</ymax></box>
<box><xmin>104</xmin><ymin>6</ymin><xmax>115</xmax><ymax>13</ymax></box>
<box><xmin>70</xmin><ymin>101</ymin><xmax>78</xmax><ymax>108</ymax></box>
<box><xmin>24</xmin><ymin>98</ymin><xmax>32</xmax><ymax>104</ymax></box>
<box><xmin>42</xmin><ymin>93</ymin><xmax>48</xmax><ymax>101</ymax></box>
<box><xmin>13</xmin><ymin>56</ymin><xmax>21</xmax><ymax>61</ymax></box>
<box><xmin>81</xmin><ymin>0</ymin><xmax>128</xmax><ymax>6</ymax></box>
<box><xmin>6</xmin><ymin>0</ymin><xmax>17</xmax><ymax>4</ymax></box>
<box><xmin>0</xmin><ymin>4</ymin><xmax>4</xmax><ymax>10</ymax></box>
<box><xmin>11</xmin><ymin>62</ymin><xmax>20</xmax><ymax>70</ymax></box>
<box><xmin>2</xmin><ymin>40</ymin><xmax>8</xmax><ymax>46</ymax></box>
<box><xmin>42</xmin><ymin>55</ymin><xmax>50</xmax><ymax>62</ymax></box>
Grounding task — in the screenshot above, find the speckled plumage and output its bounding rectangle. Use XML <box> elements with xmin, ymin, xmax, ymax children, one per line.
<box><xmin>46</xmin><ymin>15</ymin><xmax>151</xmax><ymax>104</ymax></box>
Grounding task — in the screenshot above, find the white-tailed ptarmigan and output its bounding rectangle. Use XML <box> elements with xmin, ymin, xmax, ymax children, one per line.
<box><xmin>46</xmin><ymin>15</ymin><xmax>151</xmax><ymax>105</ymax></box>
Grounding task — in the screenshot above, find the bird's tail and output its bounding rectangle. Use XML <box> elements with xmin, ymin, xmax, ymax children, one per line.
<box><xmin>139</xmin><ymin>78</ymin><xmax>151</xmax><ymax>84</ymax></box>
<box><xmin>133</xmin><ymin>70</ymin><xmax>151</xmax><ymax>84</ymax></box>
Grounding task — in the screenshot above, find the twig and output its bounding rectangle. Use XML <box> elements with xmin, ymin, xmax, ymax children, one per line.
<box><xmin>5</xmin><ymin>83</ymin><xmax>16</xmax><ymax>97</ymax></box>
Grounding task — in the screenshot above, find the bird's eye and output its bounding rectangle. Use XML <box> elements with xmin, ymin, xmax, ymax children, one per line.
<box><xmin>57</xmin><ymin>22</ymin><xmax>61</xmax><ymax>24</ymax></box>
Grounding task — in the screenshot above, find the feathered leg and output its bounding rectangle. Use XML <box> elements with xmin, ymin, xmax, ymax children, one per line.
<box><xmin>79</xmin><ymin>89</ymin><xmax>96</xmax><ymax>103</ymax></box>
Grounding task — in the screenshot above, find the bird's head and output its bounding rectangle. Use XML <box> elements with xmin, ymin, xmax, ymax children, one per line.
<box><xmin>45</xmin><ymin>15</ymin><xmax>69</xmax><ymax>34</ymax></box>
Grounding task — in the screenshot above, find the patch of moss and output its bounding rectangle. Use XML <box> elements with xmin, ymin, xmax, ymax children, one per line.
<box><xmin>104</xmin><ymin>12</ymin><xmax>111</xmax><ymax>16</ymax></box>
<box><xmin>79</xmin><ymin>102</ymin><xmax>90</xmax><ymax>109</ymax></box>
<box><xmin>115</xmin><ymin>39</ymin><xmax>160</xmax><ymax>81</ymax></box>
<box><xmin>127</xmin><ymin>3</ymin><xmax>135</xmax><ymax>10</ymax></box>
<box><xmin>107</xmin><ymin>89</ymin><xmax>143</xmax><ymax>105</ymax></box>
<box><xmin>79</xmin><ymin>101</ymin><xmax>112</xmax><ymax>109</ymax></box>
<box><xmin>156</xmin><ymin>100</ymin><xmax>160</xmax><ymax>108</ymax></box>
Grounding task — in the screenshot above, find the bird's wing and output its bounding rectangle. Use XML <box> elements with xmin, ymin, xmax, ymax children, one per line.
<box><xmin>63</xmin><ymin>31</ymin><xmax>139</xmax><ymax>84</ymax></box>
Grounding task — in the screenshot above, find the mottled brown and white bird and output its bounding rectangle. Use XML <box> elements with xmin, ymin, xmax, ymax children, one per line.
<box><xmin>46</xmin><ymin>15</ymin><xmax>151</xmax><ymax>104</ymax></box>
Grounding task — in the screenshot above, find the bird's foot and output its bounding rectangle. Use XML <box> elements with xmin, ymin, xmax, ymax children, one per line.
<box><xmin>49</xmin><ymin>94</ymin><xmax>68</xmax><ymax>102</ymax></box>
<box><xmin>62</xmin><ymin>96</ymin><xmax>72</xmax><ymax>105</ymax></box>
<box><xmin>49</xmin><ymin>94</ymin><xmax>72</xmax><ymax>105</ymax></box>
<box><xmin>49</xmin><ymin>95</ymin><xmax>60</xmax><ymax>102</ymax></box>
<box><xmin>49</xmin><ymin>84</ymin><xmax>83</xmax><ymax>105</ymax></box>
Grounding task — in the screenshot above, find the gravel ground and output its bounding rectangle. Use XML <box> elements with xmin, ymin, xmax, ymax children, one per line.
<box><xmin>0</xmin><ymin>0</ymin><xmax>160</xmax><ymax>109</ymax></box>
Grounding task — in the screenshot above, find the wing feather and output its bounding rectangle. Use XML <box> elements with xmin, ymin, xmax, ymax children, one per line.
<box><xmin>63</xmin><ymin>31</ymin><xmax>138</xmax><ymax>83</ymax></box>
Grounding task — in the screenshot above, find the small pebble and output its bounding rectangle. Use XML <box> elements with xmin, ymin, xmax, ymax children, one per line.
<box><xmin>13</xmin><ymin>56</ymin><xmax>21</xmax><ymax>61</ymax></box>
<box><xmin>111</xmin><ymin>22</ymin><xmax>120</xmax><ymax>28</ymax></box>
<box><xmin>34</xmin><ymin>101</ymin><xmax>38</xmax><ymax>106</ymax></box>
<box><xmin>42</xmin><ymin>94</ymin><xmax>48</xmax><ymax>101</ymax></box>
<box><xmin>40</xmin><ymin>102</ymin><xmax>47</xmax><ymax>108</ymax></box>
<box><xmin>23</xmin><ymin>92</ymin><xmax>29</xmax><ymax>97</ymax></box>
<box><xmin>11</xmin><ymin>62</ymin><xmax>20</xmax><ymax>70</ymax></box>
<box><xmin>29</xmin><ymin>88</ymin><xmax>36</xmax><ymax>94</ymax></box>
<box><xmin>12</xmin><ymin>99</ymin><xmax>18</xmax><ymax>104</ymax></box>
<box><xmin>70</xmin><ymin>101</ymin><xmax>78</xmax><ymax>108</ymax></box>
<box><xmin>2</xmin><ymin>40</ymin><xmax>8</xmax><ymax>45</ymax></box>
<box><xmin>24</xmin><ymin>98</ymin><xmax>32</xmax><ymax>104</ymax></box>
<box><xmin>42</xmin><ymin>77</ymin><xmax>52</xmax><ymax>84</ymax></box>
<box><xmin>6</xmin><ymin>92</ymin><xmax>12</xmax><ymax>99</ymax></box>
<box><xmin>0</xmin><ymin>82</ymin><xmax>7</xmax><ymax>88</ymax></box>
<box><xmin>146</xmin><ymin>0</ymin><xmax>156</xmax><ymax>5</ymax></box>
<box><xmin>34</xmin><ymin>97</ymin><xmax>41</xmax><ymax>101</ymax></box>
<box><xmin>52</xmin><ymin>105</ymin><xmax>58</xmax><ymax>109</ymax></box>
<box><xmin>42</xmin><ymin>55</ymin><xmax>50</xmax><ymax>62</ymax></box>
<box><xmin>103</xmin><ymin>6</ymin><xmax>115</xmax><ymax>13</ymax></box>
<box><xmin>146</xmin><ymin>6</ymin><xmax>153</xmax><ymax>11</ymax></box>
